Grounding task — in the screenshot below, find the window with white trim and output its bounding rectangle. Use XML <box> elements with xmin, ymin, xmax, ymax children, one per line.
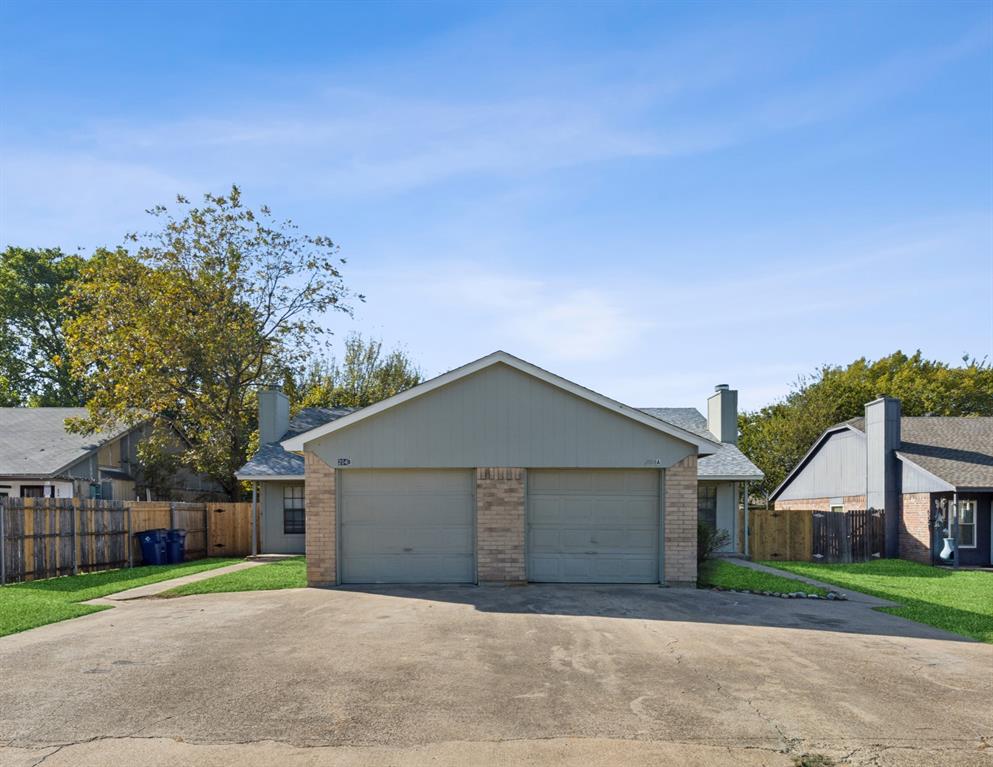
<box><xmin>830</xmin><ymin>505</ymin><xmax>843</xmax><ymax>514</ymax></box>
<box><xmin>957</xmin><ymin>500</ymin><xmax>977</xmax><ymax>548</ymax></box>
<box><xmin>283</xmin><ymin>485</ymin><xmax>305</xmax><ymax>535</ymax></box>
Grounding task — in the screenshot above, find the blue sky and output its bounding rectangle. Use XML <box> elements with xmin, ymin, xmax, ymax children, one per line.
<box><xmin>2</xmin><ymin>1</ymin><xmax>991</xmax><ymax>411</ymax></box>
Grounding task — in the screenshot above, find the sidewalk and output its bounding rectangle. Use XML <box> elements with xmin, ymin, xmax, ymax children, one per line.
<box><xmin>83</xmin><ymin>561</ymin><xmax>266</xmax><ymax>605</ymax></box>
<box><xmin>727</xmin><ymin>559</ymin><xmax>898</xmax><ymax>608</ymax></box>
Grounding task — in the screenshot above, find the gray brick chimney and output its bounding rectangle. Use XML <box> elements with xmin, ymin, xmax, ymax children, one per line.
<box><xmin>707</xmin><ymin>384</ymin><xmax>738</xmax><ymax>444</ymax></box>
<box><xmin>258</xmin><ymin>387</ymin><xmax>290</xmax><ymax>445</ymax></box>
<box><xmin>865</xmin><ymin>396</ymin><xmax>901</xmax><ymax>557</ymax></box>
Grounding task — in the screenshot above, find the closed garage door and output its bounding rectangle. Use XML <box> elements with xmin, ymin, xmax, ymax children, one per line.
<box><xmin>339</xmin><ymin>470</ymin><xmax>474</xmax><ymax>584</ymax></box>
<box><xmin>528</xmin><ymin>469</ymin><xmax>660</xmax><ymax>583</ymax></box>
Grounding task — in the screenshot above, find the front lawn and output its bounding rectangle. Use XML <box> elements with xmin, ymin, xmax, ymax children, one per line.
<box><xmin>763</xmin><ymin>559</ymin><xmax>993</xmax><ymax>643</ymax></box>
<box><xmin>0</xmin><ymin>558</ymin><xmax>241</xmax><ymax>638</ymax></box>
<box><xmin>162</xmin><ymin>556</ymin><xmax>306</xmax><ymax>597</ymax></box>
<box><xmin>698</xmin><ymin>559</ymin><xmax>828</xmax><ymax>596</ymax></box>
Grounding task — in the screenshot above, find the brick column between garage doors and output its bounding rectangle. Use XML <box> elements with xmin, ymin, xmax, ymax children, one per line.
<box><xmin>664</xmin><ymin>454</ymin><xmax>698</xmax><ymax>587</ymax></box>
<box><xmin>476</xmin><ymin>468</ymin><xmax>526</xmax><ymax>583</ymax></box>
<box><xmin>305</xmin><ymin>451</ymin><xmax>336</xmax><ymax>587</ymax></box>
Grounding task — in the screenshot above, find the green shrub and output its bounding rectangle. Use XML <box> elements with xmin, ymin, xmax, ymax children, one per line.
<box><xmin>698</xmin><ymin>522</ymin><xmax>730</xmax><ymax>564</ymax></box>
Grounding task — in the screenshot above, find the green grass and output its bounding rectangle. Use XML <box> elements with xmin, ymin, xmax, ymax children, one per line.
<box><xmin>762</xmin><ymin>559</ymin><xmax>993</xmax><ymax>643</ymax></box>
<box><xmin>161</xmin><ymin>557</ymin><xmax>306</xmax><ymax>597</ymax></box>
<box><xmin>698</xmin><ymin>559</ymin><xmax>828</xmax><ymax>596</ymax></box>
<box><xmin>0</xmin><ymin>558</ymin><xmax>241</xmax><ymax>638</ymax></box>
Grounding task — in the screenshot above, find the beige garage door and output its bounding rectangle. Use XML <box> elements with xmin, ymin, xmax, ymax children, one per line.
<box><xmin>528</xmin><ymin>469</ymin><xmax>660</xmax><ymax>583</ymax></box>
<box><xmin>339</xmin><ymin>469</ymin><xmax>475</xmax><ymax>584</ymax></box>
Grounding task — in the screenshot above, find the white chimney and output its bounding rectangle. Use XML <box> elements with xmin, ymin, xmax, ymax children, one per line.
<box><xmin>258</xmin><ymin>387</ymin><xmax>290</xmax><ymax>445</ymax></box>
<box><xmin>707</xmin><ymin>384</ymin><xmax>738</xmax><ymax>444</ymax></box>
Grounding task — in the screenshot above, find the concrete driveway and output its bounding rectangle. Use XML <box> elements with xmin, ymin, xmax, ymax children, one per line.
<box><xmin>0</xmin><ymin>584</ymin><xmax>990</xmax><ymax>766</ymax></box>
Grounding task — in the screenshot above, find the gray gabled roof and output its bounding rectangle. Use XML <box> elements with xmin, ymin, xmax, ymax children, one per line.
<box><xmin>0</xmin><ymin>408</ymin><xmax>131</xmax><ymax>478</ymax></box>
<box><xmin>896</xmin><ymin>417</ymin><xmax>993</xmax><ymax>489</ymax></box>
<box><xmin>239</xmin><ymin>401</ymin><xmax>763</xmax><ymax>482</ymax></box>
<box><xmin>640</xmin><ymin>408</ymin><xmax>764</xmax><ymax>481</ymax></box>
<box><xmin>236</xmin><ymin>407</ymin><xmax>355</xmax><ymax>480</ymax></box>
<box><xmin>282</xmin><ymin>352</ymin><xmax>722</xmax><ymax>455</ymax></box>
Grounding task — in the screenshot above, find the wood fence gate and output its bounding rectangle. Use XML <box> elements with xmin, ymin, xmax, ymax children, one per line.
<box><xmin>812</xmin><ymin>509</ymin><xmax>885</xmax><ymax>563</ymax></box>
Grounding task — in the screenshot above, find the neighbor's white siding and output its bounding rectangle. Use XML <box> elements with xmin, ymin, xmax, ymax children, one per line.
<box><xmin>901</xmin><ymin>459</ymin><xmax>951</xmax><ymax>493</ymax></box>
<box><xmin>777</xmin><ymin>429</ymin><xmax>867</xmax><ymax>501</ymax></box>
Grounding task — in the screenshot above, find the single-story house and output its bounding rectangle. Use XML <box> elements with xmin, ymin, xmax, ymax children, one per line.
<box><xmin>237</xmin><ymin>351</ymin><xmax>762</xmax><ymax>586</ymax></box>
<box><xmin>0</xmin><ymin>408</ymin><xmax>223</xmax><ymax>501</ymax></box>
<box><xmin>770</xmin><ymin>396</ymin><xmax>993</xmax><ymax>567</ymax></box>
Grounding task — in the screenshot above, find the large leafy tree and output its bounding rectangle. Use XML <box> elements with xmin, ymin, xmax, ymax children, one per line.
<box><xmin>65</xmin><ymin>186</ymin><xmax>355</xmax><ymax>498</ymax></box>
<box><xmin>0</xmin><ymin>247</ymin><xmax>87</xmax><ymax>406</ymax></box>
<box><xmin>739</xmin><ymin>351</ymin><xmax>993</xmax><ymax>498</ymax></box>
<box><xmin>296</xmin><ymin>334</ymin><xmax>421</xmax><ymax>409</ymax></box>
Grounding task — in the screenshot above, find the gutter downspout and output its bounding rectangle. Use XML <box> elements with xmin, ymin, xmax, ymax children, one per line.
<box><xmin>951</xmin><ymin>491</ymin><xmax>959</xmax><ymax>569</ymax></box>
<box><xmin>251</xmin><ymin>481</ymin><xmax>258</xmax><ymax>558</ymax></box>
<box><xmin>743</xmin><ymin>481</ymin><xmax>750</xmax><ymax>559</ymax></box>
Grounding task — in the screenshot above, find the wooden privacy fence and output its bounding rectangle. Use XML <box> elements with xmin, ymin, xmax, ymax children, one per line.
<box><xmin>812</xmin><ymin>508</ymin><xmax>885</xmax><ymax>564</ymax></box>
<box><xmin>747</xmin><ymin>508</ymin><xmax>813</xmax><ymax>561</ymax></box>
<box><xmin>746</xmin><ymin>508</ymin><xmax>885</xmax><ymax>563</ymax></box>
<box><xmin>0</xmin><ymin>498</ymin><xmax>255</xmax><ymax>584</ymax></box>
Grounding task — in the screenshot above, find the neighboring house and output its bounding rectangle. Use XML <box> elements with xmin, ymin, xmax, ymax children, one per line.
<box><xmin>237</xmin><ymin>351</ymin><xmax>760</xmax><ymax>587</ymax></box>
<box><xmin>770</xmin><ymin>397</ymin><xmax>993</xmax><ymax>567</ymax></box>
<box><xmin>0</xmin><ymin>408</ymin><xmax>224</xmax><ymax>501</ymax></box>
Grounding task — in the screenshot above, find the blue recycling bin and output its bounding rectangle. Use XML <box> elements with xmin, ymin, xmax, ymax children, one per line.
<box><xmin>165</xmin><ymin>528</ymin><xmax>188</xmax><ymax>564</ymax></box>
<box><xmin>135</xmin><ymin>529</ymin><xmax>167</xmax><ymax>566</ymax></box>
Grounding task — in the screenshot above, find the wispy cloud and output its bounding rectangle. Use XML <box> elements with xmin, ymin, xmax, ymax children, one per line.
<box><xmin>1</xmin><ymin>5</ymin><xmax>989</xmax><ymax>412</ymax></box>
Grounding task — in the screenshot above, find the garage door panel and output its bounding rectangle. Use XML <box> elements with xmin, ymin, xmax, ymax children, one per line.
<box><xmin>343</xmin><ymin>469</ymin><xmax>471</xmax><ymax>495</ymax></box>
<box><xmin>528</xmin><ymin>469</ymin><xmax>659</xmax><ymax>584</ymax></box>
<box><xmin>344</xmin><ymin>554</ymin><xmax>473</xmax><ymax>584</ymax></box>
<box><xmin>344</xmin><ymin>525</ymin><xmax>473</xmax><ymax>554</ymax></box>
<box><xmin>340</xmin><ymin>470</ymin><xmax>474</xmax><ymax>584</ymax></box>
<box><xmin>529</xmin><ymin>497</ymin><xmax>596</xmax><ymax>526</ymax></box>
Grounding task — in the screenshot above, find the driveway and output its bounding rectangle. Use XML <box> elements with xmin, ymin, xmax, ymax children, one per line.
<box><xmin>0</xmin><ymin>584</ymin><xmax>990</xmax><ymax>766</ymax></box>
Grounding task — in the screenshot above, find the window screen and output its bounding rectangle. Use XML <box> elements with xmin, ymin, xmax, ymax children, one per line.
<box><xmin>958</xmin><ymin>500</ymin><xmax>977</xmax><ymax>548</ymax></box>
<box><xmin>698</xmin><ymin>485</ymin><xmax>717</xmax><ymax>530</ymax></box>
<box><xmin>283</xmin><ymin>485</ymin><xmax>305</xmax><ymax>535</ymax></box>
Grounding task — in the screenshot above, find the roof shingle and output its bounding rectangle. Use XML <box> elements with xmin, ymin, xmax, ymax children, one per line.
<box><xmin>236</xmin><ymin>407</ymin><xmax>355</xmax><ymax>479</ymax></box>
<box><xmin>0</xmin><ymin>408</ymin><xmax>130</xmax><ymax>477</ymax></box>
<box><xmin>640</xmin><ymin>408</ymin><xmax>764</xmax><ymax>480</ymax></box>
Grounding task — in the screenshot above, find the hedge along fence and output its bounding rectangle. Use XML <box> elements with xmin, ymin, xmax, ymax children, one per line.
<box><xmin>0</xmin><ymin>498</ymin><xmax>256</xmax><ymax>584</ymax></box>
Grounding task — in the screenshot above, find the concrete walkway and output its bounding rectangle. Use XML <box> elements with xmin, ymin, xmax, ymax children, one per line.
<box><xmin>83</xmin><ymin>560</ymin><xmax>266</xmax><ymax>605</ymax></box>
<box><xmin>727</xmin><ymin>559</ymin><xmax>898</xmax><ymax>608</ymax></box>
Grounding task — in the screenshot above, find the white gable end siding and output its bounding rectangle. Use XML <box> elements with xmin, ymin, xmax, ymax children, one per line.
<box><xmin>901</xmin><ymin>458</ymin><xmax>953</xmax><ymax>493</ymax></box>
<box><xmin>777</xmin><ymin>429</ymin><xmax>868</xmax><ymax>501</ymax></box>
<box><xmin>307</xmin><ymin>363</ymin><xmax>696</xmax><ymax>470</ymax></box>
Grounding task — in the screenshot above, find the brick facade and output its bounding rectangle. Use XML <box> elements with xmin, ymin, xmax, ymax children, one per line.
<box><xmin>664</xmin><ymin>455</ymin><xmax>698</xmax><ymax>586</ymax></box>
<box><xmin>476</xmin><ymin>467</ymin><xmax>526</xmax><ymax>583</ymax></box>
<box><xmin>299</xmin><ymin>459</ymin><xmax>704</xmax><ymax>587</ymax></box>
<box><xmin>775</xmin><ymin>497</ymin><xmax>831</xmax><ymax>512</ymax></box>
<box><xmin>304</xmin><ymin>451</ymin><xmax>336</xmax><ymax>587</ymax></box>
<box><xmin>900</xmin><ymin>492</ymin><xmax>932</xmax><ymax>564</ymax></box>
